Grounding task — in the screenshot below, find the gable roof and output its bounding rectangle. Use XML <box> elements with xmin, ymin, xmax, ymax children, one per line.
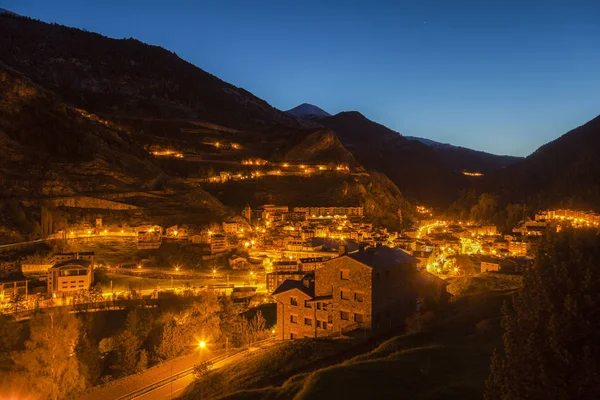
<box><xmin>272</xmin><ymin>279</ymin><xmax>314</xmax><ymax>297</ymax></box>
<box><xmin>347</xmin><ymin>246</ymin><xmax>417</xmax><ymax>269</ymax></box>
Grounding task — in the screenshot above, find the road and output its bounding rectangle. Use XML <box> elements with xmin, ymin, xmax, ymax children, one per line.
<box><xmin>80</xmin><ymin>339</ymin><xmax>276</xmax><ymax>400</ymax></box>
<box><xmin>133</xmin><ymin>351</ymin><xmax>248</xmax><ymax>399</ymax></box>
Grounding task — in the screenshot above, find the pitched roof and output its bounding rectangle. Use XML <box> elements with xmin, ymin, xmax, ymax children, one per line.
<box><xmin>272</xmin><ymin>279</ymin><xmax>314</xmax><ymax>297</ymax></box>
<box><xmin>347</xmin><ymin>246</ymin><xmax>417</xmax><ymax>268</ymax></box>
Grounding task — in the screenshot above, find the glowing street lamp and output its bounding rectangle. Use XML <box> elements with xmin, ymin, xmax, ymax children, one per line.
<box><xmin>175</xmin><ymin>266</ymin><xmax>180</xmax><ymax>272</ymax></box>
<box><xmin>198</xmin><ymin>341</ymin><xmax>206</xmax><ymax>349</ymax></box>
<box><xmin>244</xmin><ymin>241</ymin><xmax>250</xmax><ymax>248</ymax></box>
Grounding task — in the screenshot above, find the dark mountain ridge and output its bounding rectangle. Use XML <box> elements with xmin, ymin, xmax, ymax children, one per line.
<box><xmin>320</xmin><ymin>111</ymin><xmax>469</xmax><ymax>207</ymax></box>
<box><xmin>0</xmin><ymin>13</ymin><xmax>301</xmax><ymax>131</ymax></box>
<box><xmin>483</xmin><ymin>114</ymin><xmax>600</xmax><ymax>211</ymax></box>
<box><xmin>286</xmin><ymin>103</ymin><xmax>331</xmax><ymax>118</ymax></box>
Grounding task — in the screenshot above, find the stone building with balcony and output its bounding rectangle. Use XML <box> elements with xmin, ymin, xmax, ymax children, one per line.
<box><xmin>273</xmin><ymin>246</ymin><xmax>425</xmax><ymax>340</ymax></box>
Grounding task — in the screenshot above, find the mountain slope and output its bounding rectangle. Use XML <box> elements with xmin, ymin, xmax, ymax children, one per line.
<box><xmin>0</xmin><ymin>63</ymin><xmax>227</xmax><ymax>240</ymax></box>
<box><xmin>0</xmin><ymin>14</ymin><xmax>300</xmax><ymax>130</ymax></box>
<box><xmin>406</xmin><ymin>136</ymin><xmax>522</xmax><ymax>174</ymax></box>
<box><xmin>320</xmin><ymin>112</ymin><xmax>468</xmax><ymax>207</ymax></box>
<box><xmin>286</xmin><ymin>103</ymin><xmax>331</xmax><ymax>118</ymax></box>
<box><xmin>0</xmin><ymin>63</ymin><xmax>161</xmax><ymax>197</ymax></box>
<box><xmin>284</xmin><ymin>129</ymin><xmax>358</xmax><ymax>166</ymax></box>
<box><xmin>484</xmin><ymin>114</ymin><xmax>600</xmax><ymax>210</ymax></box>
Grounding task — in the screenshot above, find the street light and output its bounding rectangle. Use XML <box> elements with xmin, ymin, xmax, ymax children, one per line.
<box><xmin>198</xmin><ymin>341</ymin><xmax>206</xmax><ymax>349</ymax></box>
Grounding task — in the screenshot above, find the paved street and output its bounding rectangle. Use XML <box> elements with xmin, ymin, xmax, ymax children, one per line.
<box><xmin>81</xmin><ymin>340</ymin><xmax>277</xmax><ymax>400</ymax></box>
<box><xmin>80</xmin><ymin>349</ymin><xmax>221</xmax><ymax>400</ymax></box>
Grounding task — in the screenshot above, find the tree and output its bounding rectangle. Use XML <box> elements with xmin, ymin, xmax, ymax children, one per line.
<box><xmin>76</xmin><ymin>331</ymin><xmax>102</xmax><ymax>385</ymax></box>
<box><xmin>486</xmin><ymin>229</ymin><xmax>600</xmax><ymax>400</ymax></box>
<box><xmin>12</xmin><ymin>310</ymin><xmax>86</xmax><ymax>400</ymax></box>
<box><xmin>470</xmin><ymin>193</ymin><xmax>498</xmax><ymax>222</ymax></box>
<box><xmin>125</xmin><ymin>306</ymin><xmax>155</xmax><ymax>343</ymax></box>
<box><xmin>111</xmin><ymin>330</ymin><xmax>143</xmax><ymax>377</ymax></box>
<box><xmin>154</xmin><ymin>320</ymin><xmax>188</xmax><ymax>360</ymax></box>
<box><xmin>0</xmin><ymin>315</ymin><xmax>22</xmax><ymax>361</ymax></box>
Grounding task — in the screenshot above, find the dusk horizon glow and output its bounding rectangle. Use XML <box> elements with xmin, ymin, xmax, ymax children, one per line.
<box><xmin>5</xmin><ymin>0</ymin><xmax>600</xmax><ymax>156</ymax></box>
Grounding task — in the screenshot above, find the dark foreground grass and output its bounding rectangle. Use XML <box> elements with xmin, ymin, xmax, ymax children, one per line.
<box><xmin>179</xmin><ymin>338</ymin><xmax>355</xmax><ymax>400</ymax></box>
<box><xmin>196</xmin><ymin>290</ymin><xmax>513</xmax><ymax>400</ymax></box>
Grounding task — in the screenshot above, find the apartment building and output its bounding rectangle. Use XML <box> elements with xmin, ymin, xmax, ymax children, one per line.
<box><xmin>273</xmin><ymin>246</ymin><xmax>423</xmax><ymax>340</ymax></box>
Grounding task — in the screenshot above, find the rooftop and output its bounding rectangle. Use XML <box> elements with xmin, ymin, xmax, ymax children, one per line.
<box><xmin>347</xmin><ymin>246</ymin><xmax>417</xmax><ymax>268</ymax></box>
<box><xmin>51</xmin><ymin>259</ymin><xmax>92</xmax><ymax>269</ymax></box>
<box><xmin>272</xmin><ymin>279</ymin><xmax>314</xmax><ymax>297</ymax></box>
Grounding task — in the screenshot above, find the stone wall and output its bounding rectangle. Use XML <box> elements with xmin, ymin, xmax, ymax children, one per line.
<box><xmin>315</xmin><ymin>257</ymin><xmax>373</xmax><ymax>333</ymax></box>
<box><xmin>372</xmin><ymin>262</ymin><xmax>418</xmax><ymax>331</ymax></box>
<box><xmin>275</xmin><ymin>289</ymin><xmax>318</xmax><ymax>340</ymax></box>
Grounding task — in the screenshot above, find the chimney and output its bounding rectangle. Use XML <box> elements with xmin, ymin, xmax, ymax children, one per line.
<box><xmin>339</xmin><ymin>245</ymin><xmax>347</xmax><ymax>256</ymax></box>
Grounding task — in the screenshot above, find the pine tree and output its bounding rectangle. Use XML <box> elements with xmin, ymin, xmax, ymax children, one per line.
<box><xmin>485</xmin><ymin>229</ymin><xmax>600</xmax><ymax>400</ymax></box>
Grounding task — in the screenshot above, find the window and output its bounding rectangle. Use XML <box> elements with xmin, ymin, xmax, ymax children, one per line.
<box><xmin>354</xmin><ymin>292</ymin><xmax>365</xmax><ymax>302</ymax></box>
<box><xmin>340</xmin><ymin>311</ymin><xmax>350</xmax><ymax>321</ymax></box>
<box><xmin>305</xmin><ymin>300</ymin><xmax>311</xmax><ymax>308</ymax></box>
<box><xmin>328</xmin><ymin>315</ymin><xmax>333</xmax><ymax>323</ymax></box>
<box><xmin>322</xmin><ymin>303</ymin><xmax>328</xmax><ymax>311</ymax></box>
<box><xmin>317</xmin><ymin>320</ymin><xmax>329</xmax><ymax>329</ymax></box>
<box><xmin>304</xmin><ymin>318</ymin><xmax>312</xmax><ymax>326</ymax></box>
<box><xmin>290</xmin><ymin>333</ymin><xmax>297</xmax><ymax>339</ymax></box>
<box><xmin>316</xmin><ymin>302</ymin><xmax>322</xmax><ymax>310</ymax></box>
<box><xmin>354</xmin><ymin>313</ymin><xmax>364</xmax><ymax>323</ymax></box>
<box><xmin>290</xmin><ymin>315</ymin><xmax>298</xmax><ymax>324</ymax></box>
<box><xmin>340</xmin><ymin>290</ymin><xmax>351</xmax><ymax>300</ymax></box>
<box><xmin>340</xmin><ymin>269</ymin><xmax>350</xmax><ymax>280</ymax></box>
<box><xmin>290</xmin><ymin>297</ymin><xmax>298</xmax><ymax>306</ymax></box>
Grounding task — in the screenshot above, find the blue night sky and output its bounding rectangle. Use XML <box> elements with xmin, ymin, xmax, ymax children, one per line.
<box><xmin>5</xmin><ymin>0</ymin><xmax>600</xmax><ymax>156</ymax></box>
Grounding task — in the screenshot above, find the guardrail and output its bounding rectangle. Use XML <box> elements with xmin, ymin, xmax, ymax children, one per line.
<box><xmin>115</xmin><ymin>337</ymin><xmax>275</xmax><ymax>400</ymax></box>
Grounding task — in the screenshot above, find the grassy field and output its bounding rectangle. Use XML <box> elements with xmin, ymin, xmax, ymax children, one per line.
<box><xmin>181</xmin><ymin>289</ymin><xmax>514</xmax><ymax>400</ymax></box>
<box><xmin>106</xmin><ymin>272</ymin><xmax>253</xmax><ymax>292</ymax></box>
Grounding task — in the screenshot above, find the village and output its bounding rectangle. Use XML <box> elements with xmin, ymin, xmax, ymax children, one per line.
<box><xmin>1</xmin><ymin>204</ymin><xmax>597</xmax><ymax>332</ymax></box>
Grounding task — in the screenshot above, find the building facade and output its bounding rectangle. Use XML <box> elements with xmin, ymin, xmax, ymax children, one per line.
<box><xmin>48</xmin><ymin>259</ymin><xmax>93</xmax><ymax>295</ymax></box>
<box><xmin>273</xmin><ymin>246</ymin><xmax>422</xmax><ymax>340</ymax></box>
